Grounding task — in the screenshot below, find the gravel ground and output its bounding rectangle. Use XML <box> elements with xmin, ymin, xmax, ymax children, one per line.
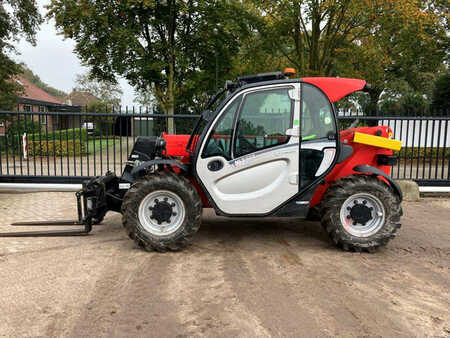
<box><xmin>0</xmin><ymin>192</ymin><xmax>449</xmax><ymax>337</ymax></box>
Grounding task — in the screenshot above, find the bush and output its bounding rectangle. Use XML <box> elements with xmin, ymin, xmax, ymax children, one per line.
<box><xmin>28</xmin><ymin>140</ymin><xmax>87</xmax><ymax>156</ymax></box>
<box><xmin>379</xmin><ymin>93</ymin><xmax>428</xmax><ymax>116</ymax></box>
<box><xmin>28</xmin><ymin>128</ymin><xmax>88</xmax><ymax>142</ymax></box>
<box><xmin>5</xmin><ymin>119</ymin><xmax>42</xmax><ymax>146</ymax></box>
<box><xmin>396</xmin><ymin>147</ymin><xmax>449</xmax><ymax>160</ymax></box>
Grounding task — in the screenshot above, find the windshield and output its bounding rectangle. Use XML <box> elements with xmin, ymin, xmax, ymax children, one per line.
<box><xmin>186</xmin><ymin>88</ymin><xmax>228</xmax><ymax>153</ymax></box>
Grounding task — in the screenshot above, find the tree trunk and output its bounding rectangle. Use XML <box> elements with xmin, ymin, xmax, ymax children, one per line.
<box><xmin>166</xmin><ymin>0</ymin><xmax>176</xmax><ymax>134</ymax></box>
<box><xmin>167</xmin><ymin>57</ymin><xmax>175</xmax><ymax>134</ymax></box>
<box><xmin>366</xmin><ymin>87</ymin><xmax>382</xmax><ymax>126</ymax></box>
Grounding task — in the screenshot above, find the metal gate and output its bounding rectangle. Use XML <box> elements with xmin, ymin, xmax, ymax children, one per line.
<box><xmin>0</xmin><ymin>108</ymin><xmax>449</xmax><ymax>187</ymax></box>
<box><xmin>0</xmin><ymin>109</ymin><xmax>199</xmax><ymax>184</ymax></box>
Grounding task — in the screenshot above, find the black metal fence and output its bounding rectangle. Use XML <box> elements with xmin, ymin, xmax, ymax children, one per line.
<box><xmin>0</xmin><ymin>109</ymin><xmax>199</xmax><ymax>183</ymax></box>
<box><xmin>0</xmin><ymin>108</ymin><xmax>448</xmax><ymax>186</ymax></box>
<box><xmin>338</xmin><ymin>109</ymin><xmax>449</xmax><ymax>186</ymax></box>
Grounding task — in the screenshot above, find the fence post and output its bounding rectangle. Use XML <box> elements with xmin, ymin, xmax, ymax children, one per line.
<box><xmin>22</xmin><ymin>133</ymin><xmax>28</xmax><ymax>160</ymax></box>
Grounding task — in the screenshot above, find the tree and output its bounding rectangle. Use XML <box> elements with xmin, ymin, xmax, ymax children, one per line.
<box><xmin>245</xmin><ymin>0</ymin><xmax>448</xmax><ymax>115</ymax></box>
<box><xmin>73</xmin><ymin>71</ymin><xmax>124</xmax><ymax>136</ymax></box>
<box><xmin>335</xmin><ymin>0</ymin><xmax>448</xmax><ymax>115</ymax></box>
<box><xmin>74</xmin><ymin>71</ymin><xmax>123</xmax><ymax>107</ymax></box>
<box><xmin>431</xmin><ymin>72</ymin><xmax>450</xmax><ymax>112</ymax></box>
<box><xmin>249</xmin><ymin>0</ymin><xmax>383</xmax><ymax>76</ymax></box>
<box><xmin>48</xmin><ymin>0</ymin><xmax>253</xmax><ymax>133</ymax></box>
<box><xmin>0</xmin><ymin>0</ymin><xmax>42</xmax><ymax>109</ymax></box>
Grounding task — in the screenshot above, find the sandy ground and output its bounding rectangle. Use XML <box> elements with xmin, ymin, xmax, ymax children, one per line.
<box><xmin>0</xmin><ymin>192</ymin><xmax>449</xmax><ymax>337</ymax></box>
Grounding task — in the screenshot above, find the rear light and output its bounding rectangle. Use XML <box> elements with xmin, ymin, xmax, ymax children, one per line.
<box><xmin>377</xmin><ymin>154</ymin><xmax>398</xmax><ymax>166</ymax></box>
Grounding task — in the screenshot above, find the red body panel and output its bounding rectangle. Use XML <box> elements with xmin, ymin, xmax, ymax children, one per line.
<box><xmin>162</xmin><ymin>132</ymin><xmax>191</xmax><ymax>159</ymax></box>
<box><xmin>309</xmin><ymin>126</ymin><xmax>394</xmax><ymax>207</ymax></box>
<box><xmin>162</xmin><ymin>133</ymin><xmax>209</xmax><ymax>206</ymax></box>
<box><xmin>302</xmin><ymin>77</ymin><xmax>366</xmax><ymax>103</ymax></box>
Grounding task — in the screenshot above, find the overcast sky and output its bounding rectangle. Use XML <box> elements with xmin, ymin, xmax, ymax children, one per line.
<box><xmin>13</xmin><ymin>0</ymin><xmax>136</xmax><ymax>107</ymax></box>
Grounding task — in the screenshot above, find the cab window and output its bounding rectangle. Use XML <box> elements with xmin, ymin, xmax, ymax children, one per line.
<box><xmin>202</xmin><ymin>97</ymin><xmax>241</xmax><ymax>160</ymax></box>
<box><xmin>234</xmin><ymin>88</ymin><xmax>293</xmax><ymax>158</ymax></box>
<box><xmin>301</xmin><ymin>83</ymin><xmax>335</xmax><ymax>140</ymax></box>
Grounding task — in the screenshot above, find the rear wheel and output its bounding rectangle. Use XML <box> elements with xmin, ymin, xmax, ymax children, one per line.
<box><xmin>122</xmin><ymin>172</ymin><xmax>202</xmax><ymax>252</ymax></box>
<box><xmin>320</xmin><ymin>175</ymin><xmax>402</xmax><ymax>252</ymax></box>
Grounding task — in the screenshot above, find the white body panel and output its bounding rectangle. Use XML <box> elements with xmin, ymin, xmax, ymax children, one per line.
<box><xmin>197</xmin><ymin>141</ymin><xmax>299</xmax><ymax>214</ymax></box>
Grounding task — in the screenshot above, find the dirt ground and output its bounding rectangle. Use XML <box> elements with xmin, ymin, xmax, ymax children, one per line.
<box><xmin>0</xmin><ymin>192</ymin><xmax>448</xmax><ymax>338</ymax></box>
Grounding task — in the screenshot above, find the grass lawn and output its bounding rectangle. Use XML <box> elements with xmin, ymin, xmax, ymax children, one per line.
<box><xmin>86</xmin><ymin>138</ymin><xmax>122</xmax><ymax>154</ymax></box>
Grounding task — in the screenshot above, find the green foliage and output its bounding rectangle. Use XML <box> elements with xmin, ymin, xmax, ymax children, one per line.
<box><xmin>240</xmin><ymin>0</ymin><xmax>448</xmax><ymax>115</ymax></box>
<box><xmin>431</xmin><ymin>72</ymin><xmax>450</xmax><ymax>112</ymax></box>
<box><xmin>47</xmin><ymin>0</ymin><xmax>254</xmax><ymax>132</ymax></box>
<box><xmin>6</xmin><ymin>118</ymin><xmax>41</xmax><ymax>146</ymax></box>
<box><xmin>28</xmin><ymin>128</ymin><xmax>88</xmax><ymax>142</ymax></box>
<box><xmin>20</xmin><ymin>65</ymin><xmax>67</xmax><ymax>100</ymax></box>
<box><xmin>0</xmin><ymin>1</ymin><xmax>43</xmax><ymax>108</ymax></box>
<box><xmin>75</xmin><ymin>71</ymin><xmax>122</xmax><ymax>106</ymax></box>
<box><xmin>28</xmin><ymin>140</ymin><xmax>87</xmax><ymax>156</ymax></box>
<box><xmin>380</xmin><ymin>93</ymin><xmax>428</xmax><ymax>116</ymax></box>
<box><xmin>0</xmin><ymin>54</ymin><xmax>22</xmax><ymax>110</ymax></box>
<box><xmin>396</xmin><ymin>147</ymin><xmax>449</xmax><ymax>160</ymax></box>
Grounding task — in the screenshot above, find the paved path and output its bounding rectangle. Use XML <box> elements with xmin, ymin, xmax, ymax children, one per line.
<box><xmin>0</xmin><ymin>193</ymin><xmax>449</xmax><ymax>337</ymax></box>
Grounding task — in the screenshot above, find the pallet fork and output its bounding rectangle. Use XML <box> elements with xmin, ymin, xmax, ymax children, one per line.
<box><xmin>0</xmin><ymin>173</ymin><xmax>121</xmax><ymax>237</ymax></box>
<box><xmin>0</xmin><ymin>191</ymin><xmax>93</xmax><ymax>237</ymax></box>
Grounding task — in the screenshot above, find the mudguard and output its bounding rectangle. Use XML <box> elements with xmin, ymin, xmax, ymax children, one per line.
<box><xmin>130</xmin><ymin>159</ymin><xmax>189</xmax><ymax>178</ymax></box>
<box><xmin>353</xmin><ymin>165</ymin><xmax>403</xmax><ymax>201</ymax></box>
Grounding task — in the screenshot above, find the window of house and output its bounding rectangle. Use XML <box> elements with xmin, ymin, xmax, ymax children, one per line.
<box><xmin>39</xmin><ymin>106</ymin><xmax>47</xmax><ymax>124</ymax></box>
<box><xmin>23</xmin><ymin>105</ymin><xmax>32</xmax><ymax>112</ymax></box>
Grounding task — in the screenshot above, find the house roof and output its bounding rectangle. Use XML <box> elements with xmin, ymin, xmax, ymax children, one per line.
<box><xmin>65</xmin><ymin>91</ymin><xmax>100</xmax><ymax>107</ymax></box>
<box><xmin>15</xmin><ymin>76</ymin><xmax>63</xmax><ymax>105</ymax></box>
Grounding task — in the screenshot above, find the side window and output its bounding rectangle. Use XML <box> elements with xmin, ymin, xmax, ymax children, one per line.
<box><xmin>301</xmin><ymin>83</ymin><xmax>335</xmax><ymax>140</ymax></box>
<box><xmin>234</xmin><ymin>88</ymin><xmax>293</xmax><ymax>158</ymax></box>
<box><xmin>202</xmin><ymin>97</ymin><xmax>241</xmax><ymax>160</ymax></box>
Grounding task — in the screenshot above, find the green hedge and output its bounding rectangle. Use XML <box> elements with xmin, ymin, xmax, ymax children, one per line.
<box><xmin>28</xmin><ymin>128</ymin><xmax>88</xmax><ymax>142</ymax></box>
<box><xmin>396</xmin><ymin>147</ymin><xmax>449</xmax><ymax>159</ymax></box>
<box><xmin>28</xmin><ymin>140</ymin><xmax>87</xmax><ymax>156</ymax></box>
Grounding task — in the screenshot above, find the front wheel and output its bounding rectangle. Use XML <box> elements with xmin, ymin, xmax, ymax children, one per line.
<box><xmin>121</xmin><ymin>172</ymin><xmax>202</xmax><ymax>252</ymax></box>
<box><xmin>320</xmin><ymin>175</ymin><xmax>402</xmax><ymax>252</ymax></box>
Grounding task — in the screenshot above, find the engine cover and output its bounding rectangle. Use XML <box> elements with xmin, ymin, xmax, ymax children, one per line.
<box><xmin>121</xmin><ymin>136</ymin><xmax>165</xmax><ymax>181</ymax></box>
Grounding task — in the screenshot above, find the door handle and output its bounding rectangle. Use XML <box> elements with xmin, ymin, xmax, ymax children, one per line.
<box><xmin>207</xmin><ymin>159</ymin><xmax>224</xmax><ymax>172</ymax></box>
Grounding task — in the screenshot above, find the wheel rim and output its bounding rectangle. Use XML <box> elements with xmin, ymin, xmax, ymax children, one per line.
<box><xmin>339</xmin><ymin>193</ymin><xmax>386</xmax><ymax>238</ymax></box>
<box><xmin>138</xmin><ymin>190</ymin><xmax>186</xmax><ymax>236</ymax></box>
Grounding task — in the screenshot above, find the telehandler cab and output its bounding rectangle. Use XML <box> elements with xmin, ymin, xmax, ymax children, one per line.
<box><xmin>2</xmin><ymin>70</ymin><xmax>403</xmax><ymax>252</ymax></box>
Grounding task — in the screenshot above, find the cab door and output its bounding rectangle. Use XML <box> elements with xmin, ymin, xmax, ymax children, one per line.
<box><xmin>195</xmin><ymin>84</ymin><xmax>301</xmax><ymax>215</ymax></box>
<box><xmin>298</xmin><ymin>83</ymin><xmax>338</xmax><ymax>192</ymax></box>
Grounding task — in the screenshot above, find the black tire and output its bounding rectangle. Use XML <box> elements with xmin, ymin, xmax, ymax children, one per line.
<box><xmin>320</xmin><ymin>175</ymin><xmax>402</xmax><ymax>252</ymax></box>
<box><xmin>121</xmin><ymin>171</ymin><xmax>202</xmax><ymax>252</ymax></box>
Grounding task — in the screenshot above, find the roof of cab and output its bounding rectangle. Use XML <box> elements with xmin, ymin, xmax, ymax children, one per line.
<box><xmin>234</xmin><ymin>74</ymin><xmax>367</xmax><ymax>103</ymax></box>
<box><xmin>301</xmin><ymin>77</ymin><xmax>367</xmax><ymax>103</ymax></box>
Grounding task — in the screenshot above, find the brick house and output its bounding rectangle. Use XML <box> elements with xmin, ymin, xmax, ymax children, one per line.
<box><xmin>0</xmin><ymin>76</ymin><xmax>79</xmax><ymax>135</ymax></box>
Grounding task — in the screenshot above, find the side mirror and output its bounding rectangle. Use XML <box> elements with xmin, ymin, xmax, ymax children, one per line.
<box><xmin>286</xmin><ymin>127</ymin><xmax>300</xmax><ymax>137</ymax></box>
